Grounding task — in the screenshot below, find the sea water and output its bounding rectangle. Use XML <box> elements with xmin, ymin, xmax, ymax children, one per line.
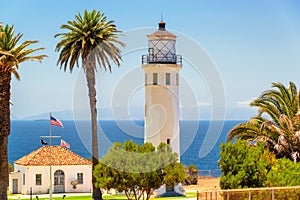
<box><xmin>9</xmin><ymin>120</ymin><xmax>244</xmax><ymax>177</ymax></box>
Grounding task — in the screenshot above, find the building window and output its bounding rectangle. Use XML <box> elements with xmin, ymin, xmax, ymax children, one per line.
<box><xmin>167</xmin><ymin>138</ymin><xmax>171</xmax><ymax>145</ymax></box>
<box><xmin>153</xmin><ymin>73</ymin><xmax>158</xmax><ymax>85</ymax></box>
<box><xmin>77</xmin><ymin>173</ymin><xmax>83</xmax><ymax>184</ymax></box>
<box><xmin>176</xmin><ymin>73</ymin><xmax>179</xmax><ymax>85</ymax></box>
<box><xmin>36</xmin><ymin>174</ymin><xmax>42</xmax><ymax>185</ymax></box>
<box><xmin>166</xmin><ymin>73</ymin><xmax>171</xmax><ymax>85</ymax></box>
<box><xmin>23</xmin><ymin>173</ymin><xmax>25</xmax><ymax>185</ymax></box>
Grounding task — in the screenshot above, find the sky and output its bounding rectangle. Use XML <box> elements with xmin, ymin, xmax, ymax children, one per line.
<box><xmin>2</xmin><ymin>0</ymin><xmax>300</xmax><ymax>120</ymax></box>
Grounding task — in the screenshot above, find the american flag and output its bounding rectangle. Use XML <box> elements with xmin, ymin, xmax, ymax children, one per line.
<box><xmin>60</xmin><ymin>139</ymin><xmax>70</xmax><ymax>149</ymax></box>
<box><xmin>50</xmin><ymin>116</ymin><xmax>64</xmax><ymax>128</ymax></box>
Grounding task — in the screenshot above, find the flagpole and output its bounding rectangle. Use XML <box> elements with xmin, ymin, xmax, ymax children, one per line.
<box><xmin>49</xmin><ymin>112</ymin><xmax>53</xmax><ymax>200</ymax></box>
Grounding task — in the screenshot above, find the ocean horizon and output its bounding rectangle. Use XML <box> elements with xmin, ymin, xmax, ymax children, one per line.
<box><xmin>9</xmin><ymin>120</ymin><xmax>244</xmax><ymax>177</ymax></box>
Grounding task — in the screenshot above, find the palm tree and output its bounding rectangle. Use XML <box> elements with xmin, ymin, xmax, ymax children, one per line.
<box><xmin>227</xmin><ymin>82</ymin><xmax>300</xmax><ymax>162</ymax></box>
<box><xmin>55</xmin><ymin>10</ymin><xmax>124</xmax><ymax>200</ymax></box>
<box><xmin>0</xmin><ymin>24</ymin><xmax>46</xmax><ymax>200</ymax></box>
<box><xmin>0</xmin><ymin>22</ymin><xmax>2</xmax><ymax>35</ymax></box>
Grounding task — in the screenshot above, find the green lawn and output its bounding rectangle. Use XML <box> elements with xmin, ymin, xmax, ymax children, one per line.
<box><xmin>8</xmin><ymin>196</ymin><xmax>92</xmax><ymax>200</ymax></box>
<box><xmin>8</xmin><ymin>192</ymin><xmax>196</xmax><ymax>200</ymax></box>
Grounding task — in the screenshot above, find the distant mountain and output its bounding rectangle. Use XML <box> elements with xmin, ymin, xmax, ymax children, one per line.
<box><xmin>23</xmin><ymin>110</ymin><xmax>74</xmax><ymax>120</ymax></box>
<box><xmin>22</xmin><ymin>107</ymin><xmax>144</xmax><ymax>121</ymax></box>
<box><xmin>20</xmin><ymin>106</ymin><xmax>255</xmax><ymax>121</ymax></box>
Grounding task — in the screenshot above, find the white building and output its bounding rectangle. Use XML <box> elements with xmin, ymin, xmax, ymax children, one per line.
<box><xmin>9</xmin><ymin>146</ymin><xmax>92</xmax><ymax>195</ymax></box>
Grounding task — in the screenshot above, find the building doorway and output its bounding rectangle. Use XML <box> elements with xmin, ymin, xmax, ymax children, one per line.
<box><xmin>54</xmin><ymin>170</ymin><xmax>65</xmax><ymax>193</ymax></box>
<box><xmin>12</xmin><ymin>179</ymin><xmax>18</xmax><ymax>194</ymax></box>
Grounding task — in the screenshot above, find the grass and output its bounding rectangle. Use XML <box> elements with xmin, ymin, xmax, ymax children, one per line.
<box><xmin>103</xmin><ymin>192</ymin><xmax>196</xmax><ymax>200</ymax></box>
<box><xmin>8</xmin><ymin>195</ymin><xmax>91</xmax><ymax>200</ymax></box>
<box><xmin>8</xmin><ymin>196</ymin><xmax>92</xmax><ymax>200</ymax></box>
<box><xmin>8</xmin><ymin>192</ymin><xmax>196</xmax><ymax>200</ymax></box>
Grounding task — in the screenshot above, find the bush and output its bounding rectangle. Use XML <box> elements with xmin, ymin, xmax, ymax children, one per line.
<box><xmin>184</xmin><ymin>164</ymin><xmax>198</xmax><ymax>185</ymax></box>
<box><xmin>266</xmin><ymin>157</ymin><xmax>300</xmax><ymax>187</ymax></box>
<box><xmin>219</xmin><ymin>139</ymin><xmax>275</xmax><ymax>189</ymax></box>
<box><xmin>8</xmin><ymin>163</ymin><xmax>13</xmax><ymax>173</ymax></box>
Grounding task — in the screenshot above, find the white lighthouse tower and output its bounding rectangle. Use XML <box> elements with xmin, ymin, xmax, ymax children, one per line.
<box><xmin>142</xmin><ymin>21</ymin><xmax>182</xmax><ymax>159</ymax></box>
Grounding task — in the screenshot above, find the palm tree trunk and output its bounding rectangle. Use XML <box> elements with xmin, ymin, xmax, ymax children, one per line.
<box><xmin>85</xmin><ymin>61</ymin><xmax>102</xmax><ymax>200</ymax></box>
<box><xmin>0</xmin><ymin>71</ymin><xmax>11</xmax><ymax>200</ymax></box>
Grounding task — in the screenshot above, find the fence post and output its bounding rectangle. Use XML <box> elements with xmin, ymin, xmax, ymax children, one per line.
<box><xmin>248</xmin><ymin>189</ymin><xmax>251</xmax><ymax>200</ymax></box>
<box><xmin>210</xmin><ymin>192</ymin><xmax>212</xmax><ymax>200</ymax></box>
<box><xmin>196</xmin><ymin>191</ymin><xmax>199</xmax><ymax>200</ymax></box>
<box><xmin>272</xmin><ymin>189</ymin><xmax>274</xmax><ymax>200</ymax></box>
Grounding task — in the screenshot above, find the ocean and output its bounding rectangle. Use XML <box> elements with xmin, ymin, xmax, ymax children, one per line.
<box><xmin>9</xmin><ymin>120</ymin><xmax>244</xmax><ymax>177</ymax></box>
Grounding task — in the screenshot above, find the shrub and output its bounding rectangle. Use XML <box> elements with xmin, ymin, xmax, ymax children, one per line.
<box><xmin>184</xmin><ymin>164</ymin><xmax>198</xmax><ymax>185</ymax></box>
<box><xmin>219</xmin><ymin>139</ymin><xmax>275</xmax><ymax>189</ymax></box>
<box><xmin>266</xmin><ymin>157</ymin><xmax>300</xmax><ymax>187</ymax></box>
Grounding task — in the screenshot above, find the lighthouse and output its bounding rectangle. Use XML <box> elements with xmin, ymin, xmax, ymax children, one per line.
<box><xmin>142</xmin><ymin>21</ymin><xmax>182</xmax><ymax>159</ymax></box>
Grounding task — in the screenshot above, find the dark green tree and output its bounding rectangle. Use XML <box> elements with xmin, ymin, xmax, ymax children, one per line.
<box><xmin>219</xmin><ymin>139</ymin><xmax>275</xmax><ymax>189</ymax></box>
<box><xmin>55</xmin><ymin>10</ymin><xmax>124</xmax><ymax>200</ymax></box>
<box><xmin>94</xmin><ymin>141</ymin><xmax>186</xmax><ymax>200</ymax></box>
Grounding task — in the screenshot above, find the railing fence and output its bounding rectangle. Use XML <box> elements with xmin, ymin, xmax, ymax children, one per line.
<box><xmin>197</xmin><ymin>186</ymin><xmax>300</xmax><ymax>200</ymax></box>
<box><xmin>198</xmin><ymin>170</ymin><xmax>222</xmax><ymax>178</ymax></box>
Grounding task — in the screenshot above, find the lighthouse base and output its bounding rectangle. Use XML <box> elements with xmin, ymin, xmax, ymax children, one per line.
<box><xmin>153</xmin><ymin>183</ymin><xmax>185</xmax><ymax>197</ymax></box>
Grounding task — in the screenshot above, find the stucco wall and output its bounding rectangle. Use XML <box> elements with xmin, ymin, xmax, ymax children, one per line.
<box><xmin>11</xmin><ymin>164</ymin><xmax>92</xmax><ymax>194</ymax></box>
<box><xmin>143</xmin><ymin>64</ymin><xmax>181</xmax><ymax>159</ymax></box>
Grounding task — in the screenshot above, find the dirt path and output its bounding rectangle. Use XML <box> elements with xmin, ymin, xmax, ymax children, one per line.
<box><xmin>183</xmin><ymin>177</ymin><xmax>220</xmax><ymax>191</ymax></box>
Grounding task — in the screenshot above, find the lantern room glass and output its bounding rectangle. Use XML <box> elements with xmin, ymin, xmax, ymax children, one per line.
<box><xmin>148</xmin><ymin>39</ymin><xmax>176</xmax><ymax>63</ymax></box>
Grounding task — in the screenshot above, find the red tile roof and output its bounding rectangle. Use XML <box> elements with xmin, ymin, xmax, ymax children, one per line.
<box><xmin>14</xmin><ymin>146</ymin><xmax>92</xmax><ymax>166</ymax></box>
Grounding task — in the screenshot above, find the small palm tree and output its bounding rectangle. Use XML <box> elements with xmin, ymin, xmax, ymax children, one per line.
<box><xmin>55</xmin><ymin>10</ymin><xmax>124</xmax><ymax>200</ymax></box>
<box><xmin>228</xmin><ymin>82</ymin><xmax>300</xmax><ymax>162</ymax></box>
<box><xmin>0</xmin><ymin>24</ymin><xmax>46</xmax><ymax>200</ymax></box>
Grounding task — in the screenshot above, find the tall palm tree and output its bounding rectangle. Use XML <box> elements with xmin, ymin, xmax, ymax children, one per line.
<box><xmin>0</xmin><ymin>24</ymin><xmax>46</xmax><ymax>200</ymax></box>
<box><xmin>55</xmin><ymin>10</ymin><xmax>124</xmax><ymax>200</ymax></box>
<box><xmin>228</xmin><ymin>82</ymin><xmax>300</xmax><ymax>162</ymax></box>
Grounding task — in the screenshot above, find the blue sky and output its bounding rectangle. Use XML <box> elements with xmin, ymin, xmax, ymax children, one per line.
<box><xmin>2</xmin><ymin>0</ymin><xmax>300</xmax><ymax>120</ymax></box>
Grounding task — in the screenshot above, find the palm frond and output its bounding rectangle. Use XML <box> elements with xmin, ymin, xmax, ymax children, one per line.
<box><xmin>228</xmin><ymin>82</ymin><xmax>300</xmax><ymax>162</ymax></box>
<box><xmin>227</xmin><ymin>116</ymin><xmax>264</xmax><ymax>141</ymax></box>
<box><xmin>55</xmin><ymin>9</ymin><xmax>125</xmax><ymax>73</ymax></box>
<box><xmin>0</xmin><ymin>24</ymin><xmax>46</xmax><ymax>79</ymax></box>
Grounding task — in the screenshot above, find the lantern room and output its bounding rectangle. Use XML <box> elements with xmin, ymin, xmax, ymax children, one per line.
<box><xmin>142</xmin><ymin>21</ymin><xmax>182</xmax><ymax>64</ymax></box>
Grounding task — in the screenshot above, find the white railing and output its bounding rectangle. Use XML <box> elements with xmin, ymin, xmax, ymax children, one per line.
<box><xmin>197</xmin><ymin>186</ymin><xmax>300</xmax><ymax>200</ymax></box>
<box><xmin>198</xmin><ymin>170</ymin><xmax>222</xmax><ymax>178</ymax></box>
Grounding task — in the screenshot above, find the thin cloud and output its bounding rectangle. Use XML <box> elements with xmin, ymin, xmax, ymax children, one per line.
<box><xmin>236</xmin><ymin>99</ymin><xmax>255</xmax><ymax>108</ymax></box>
<box><xmin>197</xmin><ymin>102</ymin><xmax>211</xmax><ymax>107</ymax></box>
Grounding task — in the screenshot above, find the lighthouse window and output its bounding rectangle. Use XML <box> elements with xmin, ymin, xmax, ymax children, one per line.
<box><xmin>176</xmin><ymin>73</ymin><xmax>179</xmax><ymax>85</ymax></box>
<box><xmin>167</xmin><ymin>138</ymin><xmax>171</xmax><ymax>145</ymax></box>
<box><xmin>166</xmin><ymin>73</ymin><xmax>171</xmax><ymax>85</ymax></box>
<box><xmin>153</xmin><ymin>73</ymin><xmax>158</xmax><ymax>85</ymax></box>
<box><xmin>145</xmin><ymin>74</ymin><xmax>148</xmax><ymax>85</ymax></box>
